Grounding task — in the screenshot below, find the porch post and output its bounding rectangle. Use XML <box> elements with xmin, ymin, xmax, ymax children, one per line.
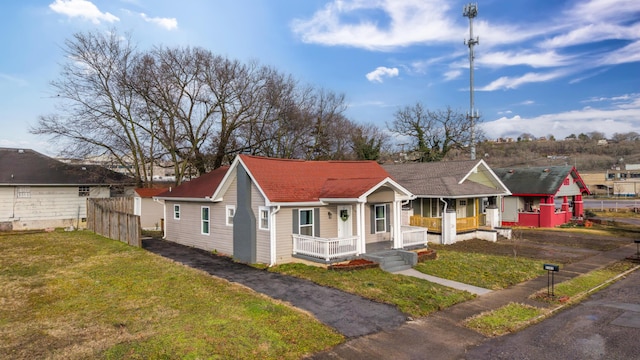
<box><xmin>357</xmin><ymin>202</ymin><xmax>365</xmax><ymax>255</ymax></box>
<box><xmin>539</xmin><ymin>196</ymin><xmax>554</xmax><ymax>227</ymax></box>
<box><xmin>574</xmin><ymin>194</ymin><xmax>584</xmax><ymax>218</ymax></box>
<box><xmin>393</xmin><ymin>200</ymin><xmax>402</xmax><ymax>249</ymax></box>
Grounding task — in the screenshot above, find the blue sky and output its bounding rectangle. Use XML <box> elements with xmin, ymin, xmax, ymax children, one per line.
<box><xmin>1</xmin><ymin>0</ymin><xmax>639</xmax><ymax>155</ymax></box>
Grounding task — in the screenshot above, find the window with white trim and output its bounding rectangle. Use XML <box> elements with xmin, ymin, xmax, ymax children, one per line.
<box><xmin>259</xmin><ymin>207</ymin><xmax>269</xmax><ymax>230</ymax></box>
<box><xmin>226</xmin><ymin>205</ymin><xmax>235</xmax><ymax>226</ymax></box>
<box><xmin>17</xmin><ymin>186</ymin><xmax>31</xmax><ymax>198</ymax></box>
<box><xmin>299</xmin><ymin>209</ymin><xmax>313</xmax><ymax>236</ymax></box>
<box><xmin>78</xmin><ymin>186</ymin><xmax>90</xmax><ymax>197</ymax></box>
<box><xmin>201</xmin><ymin>206</ymin><xmax>210</xmax><ymax>235</ymax></box>
<box><xmin>374</xmin><ymin>204</ymin><xmax>386</xmax><ymax>233</ymax></box>
<box><xmin>173</xmin><ymin>204</ymin><xmax>181</xmax><ymax>220</ymax></box>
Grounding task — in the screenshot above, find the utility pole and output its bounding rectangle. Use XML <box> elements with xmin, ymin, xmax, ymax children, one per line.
<box><xmin>463</xmin><ymin>3</ymin><xmax>479</xmax><ymax>160</ymax></box>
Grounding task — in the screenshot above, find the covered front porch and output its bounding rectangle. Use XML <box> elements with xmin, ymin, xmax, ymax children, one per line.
<box><xmin>409</xmin><ymin>214</ymin><xmax>487</xmax><ymax>233</ymax></box>
<box><xmin>504</xmin><ymin>194</ymin><xmax>584</xmax><ymax>228</ymax></box>
<box><xmin>292</xmin><ymin>225</ymin><xmax>427</xmax><ymax>263</ymax></box>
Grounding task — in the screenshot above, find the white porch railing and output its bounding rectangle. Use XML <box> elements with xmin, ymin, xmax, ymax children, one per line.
<box><xmin>401</xmin><ymin>225</ymin><xmax>428</xmax><ymax>248</ymax></box>
<box><xmin>292</xmin><ymin>234</ymin><xmax>358</xmax><ymax>262</ymax></box>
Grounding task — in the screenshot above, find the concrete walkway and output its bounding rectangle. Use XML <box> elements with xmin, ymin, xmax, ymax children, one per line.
<box><xmin>309</xmin><ymin>242</ymin><xmax>639</xmax><ymax>360</ymax></box>
<box><xmin>393</xmin><ymin>268</ymin><xmax>493</xmax><ymax>295</ymax></box>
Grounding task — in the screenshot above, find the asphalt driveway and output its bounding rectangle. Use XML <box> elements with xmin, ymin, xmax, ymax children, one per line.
<box><xmin>142</xmin><ymin>238</ymin><xmax>408</xmax><ymax>338</ymax></box>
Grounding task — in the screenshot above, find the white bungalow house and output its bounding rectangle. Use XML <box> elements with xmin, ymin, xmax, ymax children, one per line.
<box><xmin>0</xmin><ymin>147</ymin><xmax>134</xmax><ymax>231</ymax></box>
<box><xmin>155</xmin><ymin>154</ymin><xmax>426</xmax><ymax>265</ymax></box>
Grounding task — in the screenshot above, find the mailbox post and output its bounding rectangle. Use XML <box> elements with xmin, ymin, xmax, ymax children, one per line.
<box><xmin>544</xmin><ymin>264</ymin><xmax>559</xmax><ymax>297</ymax></box>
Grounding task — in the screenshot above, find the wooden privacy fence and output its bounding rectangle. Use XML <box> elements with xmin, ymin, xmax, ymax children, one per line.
<box><xmin>87</xmin><ymin>198</ymin><xmax>141</xmax><ymax>247</ymax></box>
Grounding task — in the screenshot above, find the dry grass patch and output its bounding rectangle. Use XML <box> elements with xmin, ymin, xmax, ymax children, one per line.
<box><xmin>0</xmin><ymin>231</ymin><xmax>342</xmax><ymax>359</ymax></box>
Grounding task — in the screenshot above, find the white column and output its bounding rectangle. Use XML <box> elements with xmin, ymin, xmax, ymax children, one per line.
<box><xmin>485</xmin><ymin>207</ymin><xmax>500</xmax><ymax>228</ymax></box>
<box><xmin>442</xmin><ymin>210</ymin><xmax>457</xmax><ymax>245</ymax></box>
<box><xmin>393</xmin><ymin>200</ymin><xmax>402</xmax><ymax>249</ymax></box>
<box><xmin>357</xmin><ymin>202</ymin><xmax>365</xmax><ymax>255</ymax></box>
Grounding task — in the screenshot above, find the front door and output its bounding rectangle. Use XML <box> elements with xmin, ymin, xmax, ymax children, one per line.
<box><xmin>337</xmin><ymin>205</ymin><xmax>353</xmax><ymax>238</ymax></box>
<box><xmin>456</xmin><ymin>199</ymin><xmax>467</xmax><ymax>218</ymax></box>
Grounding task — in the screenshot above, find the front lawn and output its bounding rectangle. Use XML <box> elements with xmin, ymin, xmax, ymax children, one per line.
<box><xmin>0</xmin><ymin>231</ymin><xmax>342</xmax><ymax>359</ymax></box>
<box><xmin>414</xmin><ymin>250</ymin><xmax>548</xmax><ymax>290</ymax></box>
<box><xmin>269</xmin><ymin>263</ymin><xmax>475</xmax><ymax>317</ymax></box>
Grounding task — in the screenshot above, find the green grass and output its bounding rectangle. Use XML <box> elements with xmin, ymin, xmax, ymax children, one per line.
<box><xmin>414</xmin><ymin>250</ymin><xmax>548</xmax><ymax>290</ymax></box>
<box><xmin>269</xmin><ymin>263</ymin><xmax>475</xmax><ymax>317</ymax></box>
<box><xmin>0</xmin><ymin>231</ymin><xmax>343</xmax><ymax>359</ymax></box>
<box><xmin>533</xmin><ymin>260</ymin><xmax>639</xmax><ymax>304</ymax></box>
<box><xmin>464</xmin><ymin>303</ymin><xmax>547</xmax><ymax>337</ymax></box>
<box><xmin>467</xmin><ymin>261</ymin><xmax>640</xmax><ymax>338</ymax></box>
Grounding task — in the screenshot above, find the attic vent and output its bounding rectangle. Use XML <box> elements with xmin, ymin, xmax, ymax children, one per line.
<box><xmin>17</xmin><ymin>149</ymin><xmax>24</xmax><ymax>154</ymax></box>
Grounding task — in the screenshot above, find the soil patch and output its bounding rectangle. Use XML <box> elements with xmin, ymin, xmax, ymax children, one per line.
<box><xmin>329</xmin><ymin>259</ymin><xmax>378</xmax><ymax>271</ymax></box>
<box><xmin>431</xmin><ymin>229</ymin><xmax>634</xmax><ymax>264</ymax></box>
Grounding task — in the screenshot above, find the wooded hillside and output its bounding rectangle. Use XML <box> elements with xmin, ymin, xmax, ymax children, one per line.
<box><xmin>446</xmin><ymin>138</ymin><xmax>640</xmax><ymax>171</ymax></box>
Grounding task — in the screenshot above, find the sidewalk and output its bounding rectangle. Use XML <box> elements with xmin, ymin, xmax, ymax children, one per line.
<box><xmin>308</xmin><ymin>242</ymin><xmax>639</xmax><ymax>360</ymax></box>
<box><xmin>393</xmin><ymin>268</ymin><xmax>493</xmax><ymax>295</ymax></box>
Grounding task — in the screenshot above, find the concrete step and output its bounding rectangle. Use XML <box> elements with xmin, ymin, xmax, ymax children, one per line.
<box><xmin>385</xmin><ymin>259</ymin><xmax>408</xmax><ymax>269</ymax></box>
<box><xmin>386</xmin><ymin>264</ymin><xmax>412</xmax><ymax>272</ymax></box>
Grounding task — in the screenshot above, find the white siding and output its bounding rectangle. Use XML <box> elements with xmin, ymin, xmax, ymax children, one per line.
<box><xmin>502</xmin><ymin>197</ymin><xmax>520</xmax><ymax>222</ymax></box>
<box><xmin>164</xmin><ymin>200</ymin><xmax>234</xmax><ymax>255</ymax></box>
<box><xmin>163</xmin><ymin>177</ymin><xmax>273</xmax><ymax>263</ymax></box>
<box><xmin>139</xmin><ymin>198</ymin><xmax>164</xmax><ymax>230</ymax></box>
<box><xmin>275</xmin><ymin>207</ymin><xmax>294</xmax><ymax>263</ymax></box>
<box><xmin>0</xmin><ymin>185</ymin><xmax>110</xmax><ymax>230</ymax></box>
<box><xmin>556</xmin><ymin>176</ymin><xmax>582</xmax><ymax>197</ymax></box>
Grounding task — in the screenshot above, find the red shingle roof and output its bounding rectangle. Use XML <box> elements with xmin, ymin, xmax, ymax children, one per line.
<box><xmin>239</xmin><ymin>155</ymin><xmax>390</xmax><ymax>203</ymax></box>
<box><xmin>156</xmin><ymin>166</ymin><xmax>230</xmax><ymax>199</ymax></box>
<box><xmin>134</xmin><ymin>188</ymin><xmax>169</xmax><ymax>198</ymax></box>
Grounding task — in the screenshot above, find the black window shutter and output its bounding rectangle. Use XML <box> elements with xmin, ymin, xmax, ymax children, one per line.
<box><xmin>292</xmin><ymin>208</ymin><xmax>299</xmax><ymax>234</ymax></box>
<box><xmin>386</xmin><ymin>203</ymin><xmax>391</xmax><ymax>232</ymax></box>
<box><xmin>314</xmin><ymin>208</ymin><xmax>320</xmax><ymax>237</ymax></box>
<box><xmin>370</xmin><ymin>205</ymin><xmax>375</xmax><ymax>234</ymax></box>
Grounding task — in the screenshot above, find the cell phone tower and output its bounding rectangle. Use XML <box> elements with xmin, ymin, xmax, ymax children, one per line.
<box><xmin>463</xmin><ymin>3</ymin><xmax>479</xmax><ymax>160</ymax></box>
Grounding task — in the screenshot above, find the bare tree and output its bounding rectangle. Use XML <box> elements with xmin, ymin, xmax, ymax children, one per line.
<box><xmin>387</xmin><ymin>103</ymin><xmax>473</xmax><ymax>162</ymax></box>
<box><xmin>32</xmin><ymin>30</ymin><xmax>152</xmax><ymax>187</ymax></box>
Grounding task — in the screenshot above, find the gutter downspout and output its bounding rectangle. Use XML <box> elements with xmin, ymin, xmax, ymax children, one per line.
<box><xmin>269</xmin><ymin>206</ymin><xmax>280</xmax><ymax>266</ymax></box>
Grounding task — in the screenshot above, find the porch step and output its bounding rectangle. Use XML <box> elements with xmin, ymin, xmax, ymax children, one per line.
<box><xmin>363</xmin><ymin>250</ymin><xmax>417</xmax><ymax>273</ymax></box>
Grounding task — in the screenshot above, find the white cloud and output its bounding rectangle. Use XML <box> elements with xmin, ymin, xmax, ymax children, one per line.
<box><xmin>539</xmin><ymin>23</ymin><xmax>640</xmax><ymax>49</ymax></box>
<box><xmin>140</xmin><ymin>13</ymin><xmax>178</xmax><ymax>30</ymax></box>
<box><xmin>597</xmin><ymin>40</ymin><xmax>640</xmax><ymax>66</ymax></box>
<box><xmin>482</xmin><ymin>93</ymin><xmax>640</xmax><ymax>139</ymax></box>
<box><xmin>479</xmin><ymin>50</ymin><xmax>573</xmax><ymax>68</ymax></box>
<box><xmin>479</xmin><ymin>71</ymin><xmax>566</xmax><ymax>91</ymax></box>
<box><xmin>443</xmin><ymin>70</ymin><xmax>461</xmax><ymax>81</ymax></box>
<box><xmin>290</xmin><ymin>1</ymin><xmax>464</xmax><ymax>51</ymax></box>
<box><xmin>49</xmin><ymin>0</ymin><xmax>119</xmax><ymax>24</ymax></box>
<box><xmin>568</xmin><ymin>0</ymin><xmax>640</xmax><ymax>23</ymax></box>
<box><xmin>366</xmin><ymin>67</ymin><xmax>399</xmax><ymax>83</ymax></box>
